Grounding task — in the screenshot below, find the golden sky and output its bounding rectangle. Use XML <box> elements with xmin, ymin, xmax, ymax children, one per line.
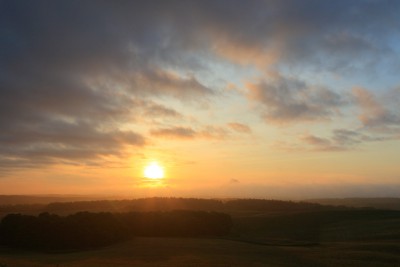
<box><xmin>1</xmin><ymin>1</ymin><xmax>400</xmax><ymax>198</ymax></box>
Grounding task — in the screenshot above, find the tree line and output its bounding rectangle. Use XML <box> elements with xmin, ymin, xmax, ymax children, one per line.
<box><xmin>0</xmin><ymin>197</ymin><xmax>338</xmax><ymax>218</ymax></box>
<box><xmin>0</xmin><ymin>210</ymin><xmax>232</xmax><ymax>250</ymax></box>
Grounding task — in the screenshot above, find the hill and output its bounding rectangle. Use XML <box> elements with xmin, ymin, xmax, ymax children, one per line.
<box><xmin>0</xmin><ymin>197</ymin><xmax>340</xmax><ymax>219</ymax></box>
<box><xmin>306</xmin><ymin>198</ymin><xmax>400</xmax><ymax>210</ymax></box>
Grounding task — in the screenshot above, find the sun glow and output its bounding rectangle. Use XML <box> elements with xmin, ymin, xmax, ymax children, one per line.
<box><xmin>144</xmin><ymin>162</ymin><xmax>164</xmax><ymax>179</ymax></box>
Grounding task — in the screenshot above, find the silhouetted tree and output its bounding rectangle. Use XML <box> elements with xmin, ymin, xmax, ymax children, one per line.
<box><xmin>0</xmin><ymin>210</ymin><xmax>232</xmax><ymax>250</ymax></box>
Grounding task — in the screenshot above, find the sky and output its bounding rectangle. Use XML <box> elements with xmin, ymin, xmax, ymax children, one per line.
<box><xmin>1</xmin><ymin>0</ymin><xmax>400</xmax><ymax>199</ymax></box>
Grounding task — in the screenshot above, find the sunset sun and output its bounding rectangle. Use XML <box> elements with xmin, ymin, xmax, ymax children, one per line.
<box><xmin>144</xmin><ymin>162</ymin><xmax>164</xmax><ymax>179</ymax></box>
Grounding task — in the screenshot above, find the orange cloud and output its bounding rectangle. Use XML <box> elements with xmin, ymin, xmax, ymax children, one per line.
<box><xmin>227</xmin><ymin>122</ymin><xmax>251</xmax><ymax>133</ymax></box>
<box><xmin>150</xmin><ymin>125</ymin><xmax>233</xmax><ymax>140</ymax></box>
<box><xmin>150</xmin><ymin>127</ymin><xmax>196</xmax><ymax>139</ymax></box>
<box><xmin>352</xmin><ymin>87</ymin><xmax>396</xmax><ymax>127</ymax></box>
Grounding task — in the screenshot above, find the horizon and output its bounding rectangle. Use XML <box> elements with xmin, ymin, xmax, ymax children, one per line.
<box><xmin>1</xmin><ymin>193</ymin><xmax>400</xmax><ymax>201</ymax></box>
<box><xmin>1</xmin><ymin>1</ymin><xmax>400</xmax><ymax>198</ymax></box>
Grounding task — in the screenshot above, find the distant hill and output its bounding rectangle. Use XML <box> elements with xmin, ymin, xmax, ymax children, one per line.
<box><xmin>306</xmin><ymin>198</ymin><xmax>400</xmax><ymax>210</ymax></box>
<box><xmin>0</xmin><ymin>197</ymin><xmax>343</xmax><ymax>218</ymax></box>
<box><xmin>0</xmin><ymin>195</ymin><xmax>120</xmax><ymax>205</ymax></box>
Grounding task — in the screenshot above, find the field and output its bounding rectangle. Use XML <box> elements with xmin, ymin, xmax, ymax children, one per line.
<box><xmin>1</xmin><ymin>237</ymin><xmax>400</xmax><ymax>267</ymax></box>
<box><xmin>1</xmin><ymin>198</ymin><xmax>400</xmax><ymax>266</ymax></box>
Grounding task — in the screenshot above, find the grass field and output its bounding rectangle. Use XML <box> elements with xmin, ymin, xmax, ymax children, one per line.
<box><xmin>1</xmin><ymin>237</ymin><xmax>400</xmax><ymax>267</ymax></box>
<box><xmin>231</xmin><ymin>210</ymin><xmax>400</xmax><ymax>243</ymax></box>
<box><xmin>1</xmin><ymin>209</ymin><xmax>400</xmax><ymax>266</ymax></box>
<box><xmin>1</xmin><ymin>202</ymin><xmax>400</xmax><ymax>267</ymax></box>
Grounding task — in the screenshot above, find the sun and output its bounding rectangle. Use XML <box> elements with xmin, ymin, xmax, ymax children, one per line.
<box><xmin>143</xmin><ymin>162</ymin><xmax>164</xmax><ymax>179</ymax></box>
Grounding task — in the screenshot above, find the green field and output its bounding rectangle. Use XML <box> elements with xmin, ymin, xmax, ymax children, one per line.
<box><xmin>1</xmin><ymin>209</ymin><xmax>400</xmax><ymax>267</ymax></box>
<box><xmin>1</xmin><ymin>237</ymin><xmax>399</xmax><ymax>267</ymax></box>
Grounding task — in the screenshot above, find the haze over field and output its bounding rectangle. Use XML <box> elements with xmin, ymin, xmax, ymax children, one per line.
<box><xmin>1</xmin><ymin>0</ymin><xmax>399</xmax><ymax>198</ymax></box>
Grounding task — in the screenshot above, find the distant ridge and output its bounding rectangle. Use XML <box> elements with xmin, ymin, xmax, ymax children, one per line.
<box><xmin>0</xmin><ymin>195</ymin><xmax>122</xmax><ymax>205</ymax></box>
<box><xmin>0</xmin><ymin>197</ymin><xmax>342</xmax><ymax>219</ymax></box>
<box><xmin>306</xmin><ymin>198</ymin><xmax>400</xmax><ymax>210</ymax></box>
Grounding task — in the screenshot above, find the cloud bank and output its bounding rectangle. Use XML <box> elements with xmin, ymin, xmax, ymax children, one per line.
<box><xmin>1</xmin><ymin>0</ymin><xmax>399</xmax><ymax>175</ymax></box>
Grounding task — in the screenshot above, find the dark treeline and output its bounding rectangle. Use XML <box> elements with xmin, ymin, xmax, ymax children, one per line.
<box><xmin>308</xmin><ymin>198</ymin><xmax>400</xmax><ymax>210</ymax></box>
<box><xmin>0</xmin><ymin>210</ymin><xmax>232</xmax><ymax>250</ymax></box>
<box><xmin>0</xmin><ymin>195</ymin><xmax>99</xmax><ymax>205</ymax></box>
<box><xmin>224</xmin><ymin>199</ymin><xmax>330</xmax><ymax>212</ymax></box>
<box><xmin>0</xmin><ymin>198</ymin><xmax>341</xmax><ymax>218</ymax></box>
<box><xmin>45</xmin><ymin>198</ymin><xmax>332</xmax><ymax>213</ymax></box>
<box><xmin>44</xmin><ymin>198</ymin><xmax>225</xmax><ymax>213</ymax></box>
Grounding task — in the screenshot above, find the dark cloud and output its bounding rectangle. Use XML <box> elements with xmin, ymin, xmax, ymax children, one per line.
<box><xmin>2</xmin><ymin>0</ymin><xmax>398</xmax><ymax>75</ymax></box>
<box><xmin>247</xmin><ymin>73</ymin><xmax>346</xmax><ymax>124</ymax></box>
<box><xmin>130</xmin><ymin>68</ymin><xmax>214</xmax><ymax>99</ymax></box>
<box><xmin>182</xmin><ymin>0</ymin><xmax>400</xmax><ymax>73</ymax></box>
<box><xmin>1</xmin><ymin>0</ymin><xmax>399</xmax><ymax>172</ymax></box>
<box><xmin>273</xmin><ymin>88</ymin><xmax>399</xmax><ymax>153</ymax></box>
<box><xmin>0</xmin><ymin>119</ymin><xmax>145</xmax><ymax>171</ymax></box>
<box><xmin>0</xmin><ymin>1</ymin><xmax>216</xmax><ymax>170</ymax></box>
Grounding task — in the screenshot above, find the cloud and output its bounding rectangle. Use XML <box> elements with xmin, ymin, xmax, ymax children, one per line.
<box><xmin>247</xmin><ymin>73</ymin><xmax>346</xmax><ymax>124</ymax></box>
<box><xmin>131</xmin><ymin>68</ymin><xmax>214</xmax><ymax>99</ymax></box>
<box><xmin>3</xmin><ymin>1</ymin><xmax>398</xmax><ymax>76</ymax></box>
<box><xmin>274</xmin><ymin>127</ymin><xmax>387</xmax><ymax>152</ymax></box>
<box><xmin>302</xmin><ymin>135</ymin><xmax>335</xmax><ymax>150</ymax></box>
<box><xmin>132</xmin><ymin>99</ymin><xmax>182</xmax><ymax>119</ymax></box>
<box><xmin>0</xmin><ymin>1</ymin><xmax>218</xmax><ymax>171</ymax></box>
<box><xmin>0</xmin><ymin>119</ymin><xmax>145</xmax><ymax>171</ymax></box>
<box><xmin>191</xmin><ymin>0</ymin><xmax>399</xmax><ymax>73</ymax></box>
<box><xmin>273</xmin><ymin>88</ymin><xmax>399</xmax><ymax>155</ymax></box>
<box><xmin>150</xmin><ymin>125</ymin><xmax>231</xmax><ymax>140</ymax></box>
<box><xmin>352</xmin><ymin>87</ymin><xmax>400</xmax><ymax>129</ymax></box>
<box><xmin>302</xmin><ymin>129</ymin><xmax>384</xmax><ymax>151</ymax></box>
<box><xmin>150</xmin><ymin>122</ymin><xmax>252</xmax><ymax>140</ymax></box>
<box><xmin>227</xmin><ymin>122</ymin><xmax>251</xmax><ymax>133</ymax></box>
<box><xmin>200</xmin><ymin>125</ymin><xmax>230</xmax><ymax>140</ymax></box>
<box><xmin>150</xmin><ymin>127</ymin><xmax>197</xmax><ymax>139</ymax></box>
<box><xmin>1</xmin><ymin>0</ymin><xmax>399</xmax><ymax>173</ymax></box>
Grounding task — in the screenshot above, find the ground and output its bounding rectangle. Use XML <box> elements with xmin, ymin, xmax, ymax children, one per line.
<box><xmin>1</xmin><ymin>237</ymin><xmax>400</xmax><ymax>267</ymax></box>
